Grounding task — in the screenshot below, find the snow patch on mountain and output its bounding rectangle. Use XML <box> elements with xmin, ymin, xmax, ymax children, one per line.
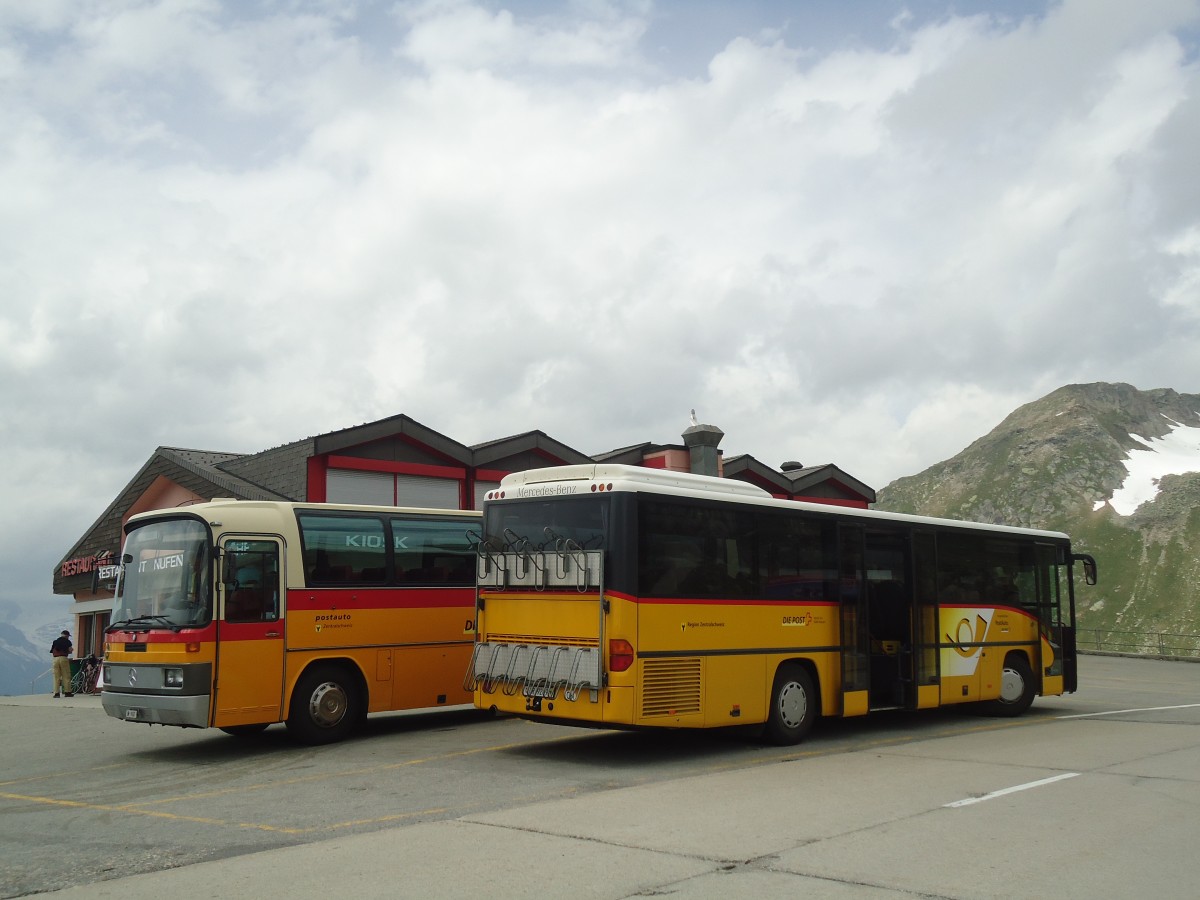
<box><xmin>1101</xmin><ymin>418</ymin><xmax>1200</xmax><ymax>516</ymax></box>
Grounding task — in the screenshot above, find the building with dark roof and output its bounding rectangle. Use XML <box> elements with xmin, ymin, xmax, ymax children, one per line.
<box><xmin>722</xmin><ymin>456</ymin><xmax>876</xmax><ymax>507</ymax></box>
<box><xmin>54</xmin><ymin>414</ymin><xmax>874</xmax><ymax>656</ymax></box>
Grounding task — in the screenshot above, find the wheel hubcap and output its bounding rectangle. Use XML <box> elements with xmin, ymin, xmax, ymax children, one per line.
<box><xmin>308</xmin><ymin>682</ymin><xmax>348</xmax><ymax>728</ymax></box>
<box><xmin>778</xmin><ymin>680</ymin><xmax>807</xmax><ymax>728</ymax></box>
<box><xmin>999</xmin><ymin>666</ymin><xmax>1025</xmax><ymax>703</ymax></box>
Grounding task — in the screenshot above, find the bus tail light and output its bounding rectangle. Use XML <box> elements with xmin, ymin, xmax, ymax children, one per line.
<box><xmin>609</xmin><ymin>639</ymin><xmax>634</xmax><ymax>672</ymax></box>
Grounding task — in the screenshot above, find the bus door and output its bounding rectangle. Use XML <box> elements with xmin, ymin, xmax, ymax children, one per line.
<box><xmin>214</xmin><ymin>537</ymin><xmax>285</xmax><ymax>727</ymax></box>
<box><xmin>1063</xmin><ymin>551</ymin><xmax>1094</xmax><ymax>693</ymax></box>
<box><xmin>838</xmin><ymin>525</ymin><xmax>869</xmax><ymax>716</ymax></box>
<box><xmin>911</xmin><ymin>531</ymin><xmax>941</xmax><ymax>707</ymax></box>
<box><xmin>1039</xmin><ymin>543</ymin><xmax>1083</xmax><ymax>694</ymax></box>
<box><xmin>864</xmin><ymin>529</ymin><xmax>916</xmax><ymax>710</ymax></box>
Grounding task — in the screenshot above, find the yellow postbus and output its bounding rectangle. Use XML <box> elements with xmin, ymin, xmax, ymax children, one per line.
<box><xmin>102</xmin><ymin>500</ymin><xmax>481</xmax><ymax>744</ymax></box>
<box><xmin>466</xmin><ymin>464</ymin><xmax>1096</xmax><ymax>744</ymax></box>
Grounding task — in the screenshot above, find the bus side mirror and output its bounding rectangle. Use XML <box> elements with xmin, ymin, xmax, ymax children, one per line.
<box><xmin>221</xmin><ymin>552</ymin><xmax>237</xmax><ymax>588</ymax></box>
<box><xmin>1074</xmin><ymin>554</ymin><xmax>1097</xmax><ymax>586</ymax></box>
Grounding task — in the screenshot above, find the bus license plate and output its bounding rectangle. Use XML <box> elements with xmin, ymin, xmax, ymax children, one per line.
<box><xmin>125</xmin><ymin>709</ymin><xmax>141</xmax><ymax>720</ymax></box>
<box><xmin>525</xmin><ymin>683</ymin><xmax>558</xmax><ymax>700</ymax></box>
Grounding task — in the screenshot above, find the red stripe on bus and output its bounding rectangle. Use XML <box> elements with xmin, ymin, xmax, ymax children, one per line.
<box><xmin>286</xmin><ymin>588</ymin><xmax>474</xmax><ymax>611</ymax></box>
<box><xmin>107</xmin><ymin>626</ymin><xmax>217</xmax><ymax>644</ymax></box>
<box><xmin>603</xmin><ymin>590</ymin><xmax>839</xmax><ymax>608</ymax></box>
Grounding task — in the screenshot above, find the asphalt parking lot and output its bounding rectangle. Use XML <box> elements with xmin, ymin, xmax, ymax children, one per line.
<box><xmin>3</xmin><ymin>653</ymin><xmax>1199</xmax><ymax>899</ymax></box>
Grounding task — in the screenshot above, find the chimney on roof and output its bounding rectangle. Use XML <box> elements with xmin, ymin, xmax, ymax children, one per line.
<box><xmin>682</xmin><ymin>414</ymin><xmax>723</xmax><ymax>478</ymax></box>
<box><xmin>780</xmin><ymin>460</ymin><xmax>804</xmax><ymax>472</ymax></box>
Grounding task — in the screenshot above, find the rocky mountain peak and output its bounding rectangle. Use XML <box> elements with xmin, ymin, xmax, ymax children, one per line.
<box><xmin>876</xmin><ymin>382</ymin><xmax>1200</xmax><ymax>634</ymax></box>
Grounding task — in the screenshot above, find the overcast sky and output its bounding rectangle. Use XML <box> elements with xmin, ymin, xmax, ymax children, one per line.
<box><xmin>3</xmin><ymin>0</ymin><xmax>1199</xmax><ymax>616</ymax></box>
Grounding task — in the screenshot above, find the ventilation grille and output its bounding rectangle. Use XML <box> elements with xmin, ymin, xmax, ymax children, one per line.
<box><xmin>640</xmin><ymin>658</ymin><xmax>702</xmax><ymax>717</ymax></box>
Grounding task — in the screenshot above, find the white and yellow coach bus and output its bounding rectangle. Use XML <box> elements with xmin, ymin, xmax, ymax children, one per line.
<box><xmin>103</xmin><ymin>500</ymin><xmax>480</xmax><ymax>744</ymax></box>
<box><xmin>466</xmin><ymin>465</ymin><xmax>1096</xmax><ymax>744</ymax></box>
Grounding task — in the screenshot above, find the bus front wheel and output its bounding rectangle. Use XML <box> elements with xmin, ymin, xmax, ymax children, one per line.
<box><xmin>765</xmin><ymin>663</ymin><xmax>817</xmax><ymax>745</ymax></box>
<box><xmin>286</xmin><ymin>665</ymin><xmax>363</xmax><ymax>745</ymax></box>
<box><xmin>981</xmin><ymin>654</ymin><xmax>1036</xmax><ymax>717</ymax></box>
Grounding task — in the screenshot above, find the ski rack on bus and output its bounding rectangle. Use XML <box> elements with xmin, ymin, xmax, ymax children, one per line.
<box><xmin>465</xmin><ymin>531</ymin><xmax>605</xmax><ymax>702</ymax></box>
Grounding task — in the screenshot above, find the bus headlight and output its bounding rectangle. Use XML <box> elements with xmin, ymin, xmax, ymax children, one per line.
<box><xmin>164</xmin><ymin>668</ymin><xmax>184</xmax><ymax>688</ymax></box>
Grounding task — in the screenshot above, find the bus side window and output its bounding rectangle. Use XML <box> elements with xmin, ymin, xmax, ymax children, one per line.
<box><xmin>299</xmin><ymin>514</ymin><xmax>386</xmax><ymax>584</ymax></box>
<box><xmin>650</xmin><ymin>540</ymin><xmax>701</xmax><ymax>596</ymax></box>
<box><xmin>227</xmin><ymin>585</ymin><xmax>262</xmax><ymax>621</ymax></box>
<box><xmin>391</xmin><ymin>517</ymin><xmax>477</xmax><ymax>587</ymax></box>
<box><xmin>226</xmin><ymin>544</ymin><xmax>279</xmax><ymax>622</ymax></box>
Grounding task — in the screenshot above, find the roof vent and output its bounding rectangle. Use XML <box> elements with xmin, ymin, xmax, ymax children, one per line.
<box><xmin>780</xmin><ymin>461</ymin><xmax>804</xmax><ymax>472</ymax></box>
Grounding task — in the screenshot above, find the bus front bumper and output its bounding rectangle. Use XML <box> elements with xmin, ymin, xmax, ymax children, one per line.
<box><xmin>102</xmin><ymin>689</ymin><xmax>210</xmax><ymax>728</ymax></box>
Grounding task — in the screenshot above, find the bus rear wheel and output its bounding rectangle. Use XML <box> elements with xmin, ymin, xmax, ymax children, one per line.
<box><xmin>981</xmin><ymin>654</ymin><xmax>1036</xmax><ymax>717</ymax></box>
<box><xmin>286</xmin><ymin>665</ymin><xmax>363</xmax><ymax>745</ymax></box>
<box><xmin>765</xmin><ymin>663</ymin><xmax>817</xmax><ymax>745</ymax></box>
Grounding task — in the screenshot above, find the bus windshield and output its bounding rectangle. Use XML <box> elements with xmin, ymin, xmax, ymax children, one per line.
<box><xmin>112</xmin><ymin>518</ymin><xmax>212</xmax><ymax>631</ymax></box>
<box><xmin>483</xmin><ymin>496</ymin><xmax>611</xmax><ymax>552</ymax></box>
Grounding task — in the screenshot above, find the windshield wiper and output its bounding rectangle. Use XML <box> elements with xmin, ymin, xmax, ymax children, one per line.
<box><xmin>106</xmin><ymin>615</ymin><xmax>184</xmax><ymax>633</ymax></box>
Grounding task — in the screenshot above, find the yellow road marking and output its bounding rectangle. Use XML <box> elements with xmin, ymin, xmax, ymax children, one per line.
<box><xmin>126</xmin><ymin>732</ymin><xmax>580</xmax><ymax>808</ymax></box>
<box><xmin>0</xmin><ymin>763</ymin><xmax>128</xmax><ymax>789</ymax></box>
<box><xmin>0</xmin><ymin>790</ymin><xmax>454</xmax><ymax>835</ymax></box>
<box><xmin>0</xmin><ymin>714</ymin><xmax>1056</xmax><ymax>834</ymax></box>
<box><xmin>0</xmin><ymin>731</ymin><xmax>580</xmax><ymax>834</ymax></box>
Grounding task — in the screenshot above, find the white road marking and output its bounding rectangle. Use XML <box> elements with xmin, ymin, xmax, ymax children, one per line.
<box><xmin>1058</xmin><ymin>703</ymin><xmax>1200</xmax><ymax>719</ymax></box>
<box><xmin>944</xmin><ymin>773</ymin><xmax>1080</xmax><ymax>808</ymax></box>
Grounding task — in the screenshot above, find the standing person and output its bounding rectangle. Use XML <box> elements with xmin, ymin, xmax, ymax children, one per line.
<box><xmin>50</xmin><ymin>630</ymin><xmax>73</xmax><ymax>698</ymax></box>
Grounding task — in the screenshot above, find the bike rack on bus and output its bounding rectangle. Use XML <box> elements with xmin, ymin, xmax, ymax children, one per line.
<box><xmin>524</xmin><ymin>645</ymin><xmax>563</xmax><ymax>698</ymax></box>
<box><xmin>508</xmin><ymin>529</ymin><xmax>546</xmax><ymax>590</ymax></box>
<box><xmin>468</xmin><ymin>532</ymin><xmax>606</xmax><ymax>702</ymax></box>
<box><xmin>473</xmin><ymin>535</ymin><xmax>508</xmax><ymax>588</ymax></box>
<box><xmin>501</xmin><ymin>644</ymin><xmax>531</xmax><ymax>696</ymax></box>
<box><xmin>480</xmin><ymin>642</ymin><xmax>507</xmax><ymax>694</ymax></box>
<box><xmin>563</xmin><ymin>648</ymin><xmax>600</xmax><ymax>701</ymax></box>
<box><xmin>475</xmin><ymin>536</ymin><xmax>601</xmax><ymax>593</ymax></box>
<box><xmin>467</xmin><ymin>640</ymin><xmax>603</xmax><ymax>701</ymax></box>
<box><xmin>463</xmin><ymin>644</ymin><xmax>483</xmax><ymax>692</ymax></box>
<box><xmin>549</xmin><ymin>533</ymin><xmax>594</xmax><ymax>594</ymax></box>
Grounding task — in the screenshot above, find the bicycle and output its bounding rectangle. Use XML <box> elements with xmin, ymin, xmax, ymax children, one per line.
<box><xmin>71</xmin><ymin>655</ymin><xmax>102</xmax><ymax>695</ymax></box>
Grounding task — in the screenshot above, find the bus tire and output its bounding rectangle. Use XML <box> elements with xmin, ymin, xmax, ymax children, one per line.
<box><xmin>981</xmin><ymin>654</ymin><xmax>1036</xmax><ymax>717</ymax></box>
<box><xmin>286</xmin><ymin>664</ymin><xmax>363</xmax><ymax>745</ymax></box>
<box><xmin>765</xmin><ymin>663</ymin><xmax>817</xmax><ymax>745</ymax></box>
<box><xmin>219</xmin><ymin>723</ymin><xmax>270</xmax><ymax>737</ymax></box>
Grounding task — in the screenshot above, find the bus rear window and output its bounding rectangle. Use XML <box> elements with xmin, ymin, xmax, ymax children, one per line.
<box><xmin>483</xmin><ymin>496</ymin><xmax>610</xmax><ymax>552</ymax></box>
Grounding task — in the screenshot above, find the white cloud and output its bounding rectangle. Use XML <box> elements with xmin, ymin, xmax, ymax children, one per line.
<box><xmin>2</xmin><ymin>0</ymin><xmax>1200</xmax><ymax>611</ymax></box>
<box><xmin>397</xmin><ymin>0</ymin><xmax>649</xmax><ymax>71</ymax></box>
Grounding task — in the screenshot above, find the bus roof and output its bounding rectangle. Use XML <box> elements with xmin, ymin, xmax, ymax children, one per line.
<box><xmin>494</xmin><ymin>464</ymin><xmax>1070</xmax><ymax>542</ymax></box>
<box><xmin>124</xmin><ymin>500</ymin><xmax>480</xmax><ymax>534</ymax></box>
